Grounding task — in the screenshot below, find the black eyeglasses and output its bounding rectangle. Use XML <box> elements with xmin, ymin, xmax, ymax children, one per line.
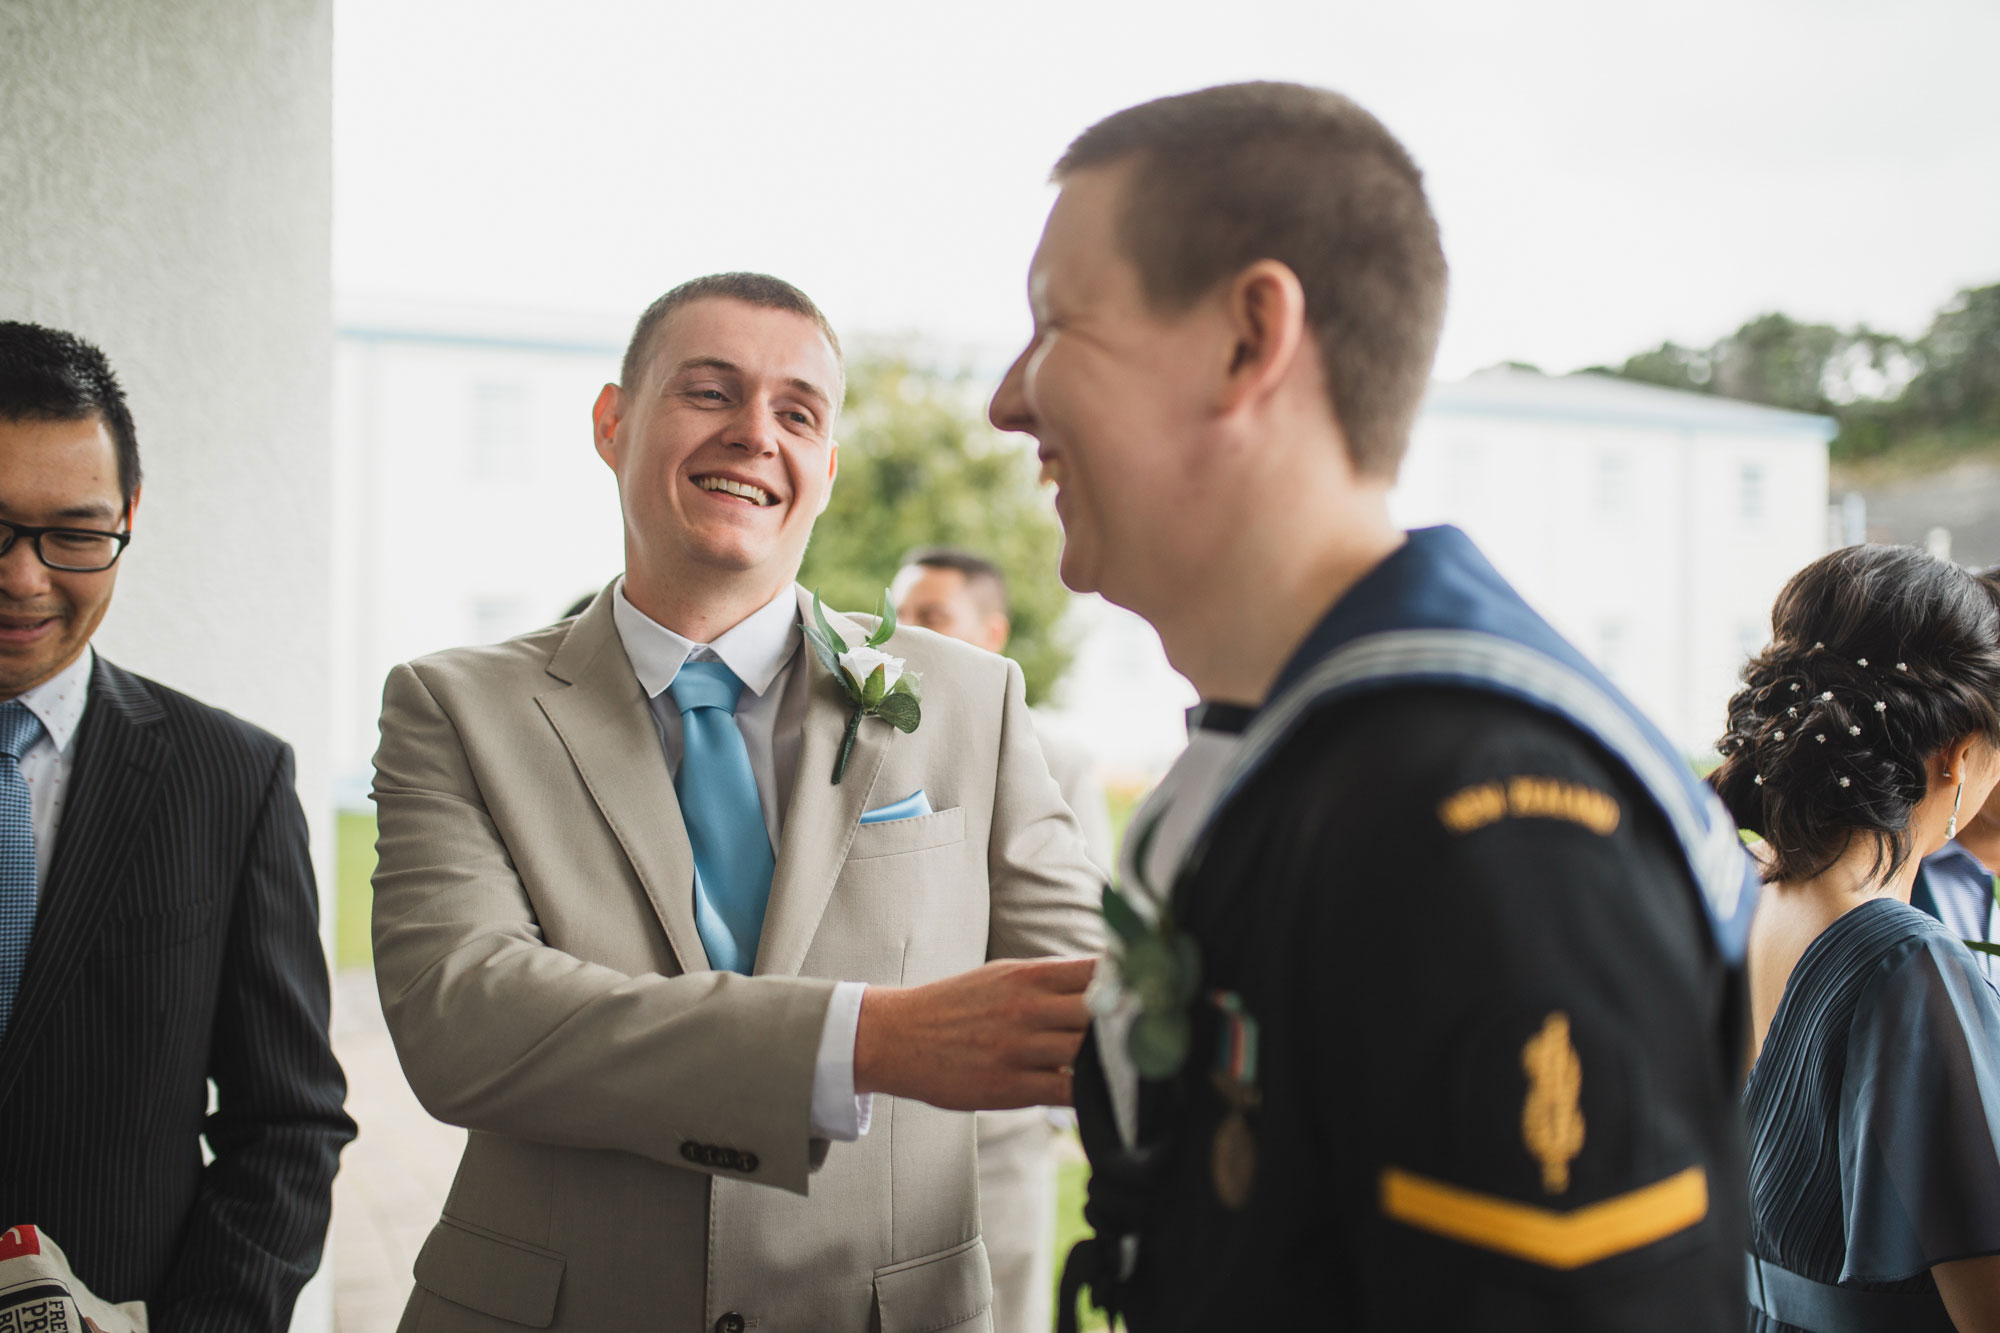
<box><xmin>0</xmin><ymin>518</ymin><xmax>132</xmax><ymax>572</ymax></box>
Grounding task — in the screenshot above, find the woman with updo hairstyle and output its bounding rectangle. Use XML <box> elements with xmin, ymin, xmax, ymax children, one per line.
<box><xmin>1715</xmin><ymin>543</ymin><xmax>2000</xmax><ymax>1333</ymax></box>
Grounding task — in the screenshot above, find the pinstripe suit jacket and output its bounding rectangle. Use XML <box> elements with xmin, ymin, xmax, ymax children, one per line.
<box><xmin>0</xmin><ymin>656</ymin><xmax>355</xmax><ymax>1333</ymax></box>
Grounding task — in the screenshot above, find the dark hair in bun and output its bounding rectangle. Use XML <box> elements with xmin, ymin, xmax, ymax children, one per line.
<box><xmin>1711</xmin><ymin>544</ymin><xmax>2000</xmax><ymax>885</ymax></box>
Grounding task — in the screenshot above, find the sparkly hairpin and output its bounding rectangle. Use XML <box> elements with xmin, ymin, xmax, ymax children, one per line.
<box><xmin>1815</xmin><ymin>734</ymin><xmax>1826</xmax><ymax>743</ymax></box>
<box><xmin>1838</xmin><ymin>776</ymin><xmax>1851</xmax><ymax>788</ymax></box>
<box><xmin>1774</xmin><ymin>729</ymin><xmax>1786</xmax><ymax>740</ymax></box>
<box><xmin>1813</xmin><ymin>641</ymin><xmax>1825</xmax><ymax>650</ymax></box>
<box><xmin>1858</xmin><ymin>658</ymin><xmax>1869</xmax><ymax>667</ymax></box>
<box><xmin>1819</xmin><ymin>691</ymin><xmax>1833</xmax><ymax>702</ymax></box>
<box><xmin>1896</xmin><ymin>662</ymin><xmax>1908</xmax><ymax>671</ymax></box>
<box><xmin>1848</xmin><ymin>725</ymin><xmax>1861</xmax><ymax>735</ymax></box>
<box><xmin>1754</xmin><ymin>774</ymin><xmax>1764</xmax><ymax>785</ymax></box>
<box><xmin>1874</xmin><ymin>701</ymin><xmax>1887</xmax><ymax>713</ymax></box>
<box><xmin>1790</xmin><ymin>683</ymin><xmax>1802</xmax><ymax>692</ymax></box>
<box><xmin>1788</xmin><ymin>706</ymin><xmax>1798</xmax><ymax>717</ymax></box>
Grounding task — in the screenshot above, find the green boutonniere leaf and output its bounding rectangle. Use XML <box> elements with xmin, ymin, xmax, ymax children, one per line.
<box><xmin>869</xmin><ymin>589</ymin><xmax>898</xmax><ymax>648</ymax></box>
<box><xmin>1129</xmin><ymin>1010</ymin><xmax>1192</xmax><ymax>1080</ymax></box>
<box><xmin>811</xmin><ymin>589</ymin><xmax>849</xmax><ymax>655</ymax></box>
<box><xmin>1102</xmin><ymin>884</ymin><xmax>1147</xmax><ymax>946</ymax></box>
<box><xmin>875</xmin><ymin>691</ymin><xmax>921</xmax><ymax>733</ymax></box>
<box><xmin>863</xmin><ymin>663</ymin><xmax>888</xmax><ymax>707</ymax></box>
<box><xmin>1967</xmin><ymin>940</ymin><xmax>2000</xmax><ymax>958</ymax></box>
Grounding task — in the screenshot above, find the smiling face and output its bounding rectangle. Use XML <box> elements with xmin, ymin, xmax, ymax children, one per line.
<box><xmin>0</xmin><ymin>415</ymin><xmax>129</xmax><ymax>697</ymax></box>
<box><xmin>987</xmin><ymin>165</ymin><xmax>1218</xmax><ymax>612</ymax></box>
<box><xmin>594</xmin><ymin>297</ymin><xmax>841</xmax><ymax>616</ymax></box>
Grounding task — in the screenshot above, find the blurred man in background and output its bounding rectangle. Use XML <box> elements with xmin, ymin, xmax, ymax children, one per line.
<box><xmin>1911</xmin><ymin>563</ymin><xmax>2000</xmax><ymax>979</ymax></box>
<box><xmin>894</xmin><ymin>547</ymin><xmax>1113</xmax><ymax>872</ymax></box>
<box><xmin>0</xmin><ymin>321</ymin><xmax>352</xmax><ymax>1332</ymax></box>
<box><xmin>894</xmin><ymin>546</ymin><xmax>1112</xmax><ymax>1333</ymax></box>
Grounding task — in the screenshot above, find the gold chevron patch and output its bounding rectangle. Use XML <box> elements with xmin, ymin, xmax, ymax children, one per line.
<box><xmin>1379</xmin><ymin>1165</ymin><xmax>1708</xmax><ymax>1269</ymax></box>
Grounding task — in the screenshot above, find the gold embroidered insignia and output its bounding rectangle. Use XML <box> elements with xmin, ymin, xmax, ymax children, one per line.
<box><xmin>1521</xmin><ymin>1011</ymin><xmax>1585</xmax><ymax>1194</ymax></box>
<box><xmin>1438</xmin><ymin>779</ymin><xmax>1620</xmax><ymax>836</ymax></box>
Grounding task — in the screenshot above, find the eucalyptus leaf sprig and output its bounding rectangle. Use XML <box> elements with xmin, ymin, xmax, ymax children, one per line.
<box><xmin>1097</xmin><ymin>816</ymin><xmax>1203</xmax><ymax>1079</ymax></box>
<box><xmin>804</xmin><ymin>589</ymin><xmax>923</xmax><ymax>784</ymax></box>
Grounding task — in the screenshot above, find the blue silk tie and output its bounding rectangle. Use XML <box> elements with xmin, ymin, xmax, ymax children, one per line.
<box><xmin>667</xmin><ymin>661</ymin><xmax>776</xmax><ymax>974</ymax></box>
<box><xmin>0</xmin><ymin>701</ymin><xmax>45</xmax><ymax>1041</ymax></box>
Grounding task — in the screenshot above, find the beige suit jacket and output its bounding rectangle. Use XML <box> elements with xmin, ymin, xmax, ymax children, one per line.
<box><xmin>370</xmin><ymin>586</ymin><xmax>1102</xmax><ymax>1333</ymax></box>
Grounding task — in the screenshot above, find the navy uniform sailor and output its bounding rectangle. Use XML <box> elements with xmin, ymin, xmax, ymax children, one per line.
<box><xmin>986</xmin><ymin>83</ymin><xmax>1757</xmax><ymax>1331</ymax></box>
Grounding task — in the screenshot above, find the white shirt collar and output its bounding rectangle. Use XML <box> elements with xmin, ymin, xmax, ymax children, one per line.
<box><xmin>7</xmin><ymin>646</ymin><xmax>93</xmax><ymax>754</ymax></box>
<box><xmin>611</xmin><ymin>580</ymin><xmax>800</xmax><ymax>701</ymax></box>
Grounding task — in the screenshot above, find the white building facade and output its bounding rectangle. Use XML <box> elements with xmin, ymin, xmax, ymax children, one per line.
<box><xmin>1395</xmin><ymin>367</ymin><xmax>1834</xmax><ymax>755</ymax></box>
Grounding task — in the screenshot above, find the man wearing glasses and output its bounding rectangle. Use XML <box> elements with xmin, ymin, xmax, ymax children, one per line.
<box><xmin>0</xmin><ymin>322</ymin><xmax>353</xmax><ymax>1332</ymax></box>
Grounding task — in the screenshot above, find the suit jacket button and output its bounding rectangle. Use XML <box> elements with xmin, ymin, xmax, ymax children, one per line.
<box><xmin>738</xmin><ymin>1151</ymin><xmax>759</xmax><ymax>1173</ymax></box>
<box><xmin>715</xmin><ymin>1314</ymin><xmax>746</xmax><ymax>1333</ymax></box>
<box><xmin>680</xmin><ymin>1141</ymin><xmax>700</xmax><ymax>1163</ymax></box>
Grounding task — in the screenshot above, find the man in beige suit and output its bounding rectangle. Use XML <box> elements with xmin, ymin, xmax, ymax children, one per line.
<box><xmin>370</xmin><ymin>272</ymin><xmax>1102</xmax><ymax>1333</ymax></box>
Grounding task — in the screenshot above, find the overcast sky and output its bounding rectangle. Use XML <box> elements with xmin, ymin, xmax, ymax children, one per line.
<box><xmin>334</xmin><ymin>0</ymin><xmax>2000</xmax><ymax>379</ymax></box>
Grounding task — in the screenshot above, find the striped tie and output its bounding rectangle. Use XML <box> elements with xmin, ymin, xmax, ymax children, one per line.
<box><xmin>0</xmin><ymin>701</ymin><xmax>44</xmax><ymax>1041</ymax></box>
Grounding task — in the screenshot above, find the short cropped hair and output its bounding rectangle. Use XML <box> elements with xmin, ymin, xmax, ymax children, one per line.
<box><xmin>1055</xmin><ymin>82</ymin><xmax>1447</xmax><ymax>478</ymax></box>
<box><xmin>904</xmin><ymin>547</ymin><xmax>1009</xmax><ymax>617</ymax></box>
<box><xmin>620</xmin><ymin>272</ymin><xmax>844</xmax><ymax>395</ymax></box>
<box><xmin>0</xmin><ymin>321</ymin><xmax>142</xmax><ymax>506</ymax></box>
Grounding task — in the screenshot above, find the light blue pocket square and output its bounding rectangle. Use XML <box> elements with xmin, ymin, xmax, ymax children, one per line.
<box><xmin>859</xmin><ymin>790</ymin><xmax>933</xmax><ymax>825</ymax></box>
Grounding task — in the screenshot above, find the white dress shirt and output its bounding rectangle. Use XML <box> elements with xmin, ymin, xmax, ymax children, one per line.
<box><xmin>611</xmin><ymin>582</ymin><xmax>872</xmax><ymax>1141</ymax></box>
<box><xmin>4</xmin><ymin>647</ymin><xmax>94</xmax><ymax>891</ymax></box>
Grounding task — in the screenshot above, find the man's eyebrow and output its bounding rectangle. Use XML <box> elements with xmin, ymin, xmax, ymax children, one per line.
<box><xmin>0</xmin><ymin>502</ymin><xmax>122</xmax><ymax>524</ymax></box>
<box><xmin>784</xmin><ymin>378</ymin><xmax>833</xmax><ymax>410</ymax></box>
<box><xmin>667</xmin><ymin>357</ymin><xmax>832</xmax><ymax>411</ymax></box>
<box><xmin>670</xmin><ymin>356</ymin><xmax>742</xmax><ymax>379</ymax></box>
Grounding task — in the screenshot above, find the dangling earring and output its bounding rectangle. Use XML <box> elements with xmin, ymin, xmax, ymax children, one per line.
<box><xmin>1949</xmin><ymin>776</ymin><xmax>1965</xmax><ymax>841</ymax></box>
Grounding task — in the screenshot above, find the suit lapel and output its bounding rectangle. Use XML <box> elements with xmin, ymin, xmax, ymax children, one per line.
<box><xmin>0</xmin><ymin>657</ymin><xmax>168</xmax><ymax>1103</ymax></box>
<box><xmin>537</xmin><ymin>597</ymin><xmax>709</xmax><ymax>975</ymax></box>
<box><xmin>755</xmin><ymin>590</ymin><xmax>894</xmax><ymax>978</ymax></box>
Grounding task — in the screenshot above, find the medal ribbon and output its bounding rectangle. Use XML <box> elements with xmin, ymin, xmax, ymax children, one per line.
<box><xmin>1211</xmin><ymin>989</ymin><xmax>1259</xmax><ymax>1090</ymax></box>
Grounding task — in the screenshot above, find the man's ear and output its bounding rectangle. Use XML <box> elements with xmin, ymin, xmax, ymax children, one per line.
<box><xmin>591</xmin><ymin>384</ymin><xmax>624</xmax><ymax>469</ymax></box>
<box><xmin>123</xmin><ymin>486</ymin><xmax>142</xmax><ymax>530</ymax></box>
<box><xmin>1217</xmin><ymin>259</ymin><xmax>1309</xmax><ymax>416</ymax></box>
<box><xmin>816</xmin><ymin>439</ymin><xmax>840</xmax><ymax>516</ymax></box>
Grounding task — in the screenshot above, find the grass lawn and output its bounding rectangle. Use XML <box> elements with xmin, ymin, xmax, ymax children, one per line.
<box><xmin>335</xmin><ymin>810</ymin><xmax>378</xmax><ymax>970</ymax></box>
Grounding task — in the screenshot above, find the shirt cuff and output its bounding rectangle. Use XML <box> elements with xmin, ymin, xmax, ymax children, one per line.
<box><xmin>809</xmin><ymin>981</ymin><xmax>874</xmax><ymax>1141</ymax></box>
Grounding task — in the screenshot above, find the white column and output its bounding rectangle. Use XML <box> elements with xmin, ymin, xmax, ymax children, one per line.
<box><xmin>0</xmin><ymin>2</ymin><xmax>336</xmax><ymax>1329</ymax></box>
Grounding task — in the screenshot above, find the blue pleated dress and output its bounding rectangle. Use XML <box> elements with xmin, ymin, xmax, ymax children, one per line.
<box><xmin>1744</xmin><ymin>896</ymin><xmax>2000</xmax><ymax>1332</ymax></box>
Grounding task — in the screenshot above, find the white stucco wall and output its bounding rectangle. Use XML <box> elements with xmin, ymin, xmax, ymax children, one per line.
<box><xmin>1</xmin><ymin>2</ymin><xmax>335</xmax><ymax>1328</ymax></box>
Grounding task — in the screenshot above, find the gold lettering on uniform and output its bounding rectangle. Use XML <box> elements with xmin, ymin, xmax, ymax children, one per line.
<box><xmin>1437</xmin><ymin>779</ymin><xmax>1621</xmax><ymax>836</ymax></box>
<box><xmin>1521</xmin><ymin>1011</ymin><xmax>1585</xmax><ymax>1194</ymax></box>
<box><xmin>1439</xmin><ymin>783</ymin><xmax>1507</xmax><ymax>833</ymax></box>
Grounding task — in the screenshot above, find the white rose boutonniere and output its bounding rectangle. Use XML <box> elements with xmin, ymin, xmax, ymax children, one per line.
<box><xmin>804</xmin><ymin>589</ymin><xmax>923</xmax><ymax>783</ymax></box>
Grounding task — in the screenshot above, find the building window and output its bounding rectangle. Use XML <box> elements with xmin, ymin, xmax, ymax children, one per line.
<box><xmin>1739</xmin><ymin>462</ymin><xmax>1765</xmax><ymax>523</ymax></box>
<box><xmin>468</xmin><ymin>381</ymin><xmax>531</xmax><ymax>478</ymax></box>
<box><xmin>1595</xmin><ymin>449</ymin><xmax>1629</xmax><ymax>514</ymax></box>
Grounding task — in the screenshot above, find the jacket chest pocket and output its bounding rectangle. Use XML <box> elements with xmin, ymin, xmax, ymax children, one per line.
<box><xmin>97</xmin><ymin>896</ymin><xmax>223</xmax><ymax>957</ymax></box>
<box><xmin>846</xmin><ymin>806</ymin><xmax>965</xmax><ymax>862</ymax></box>
<box><xmin>873</xmin><ymin>1236</ymin><xmax>993</xmax><ymax>1333</ymax></box>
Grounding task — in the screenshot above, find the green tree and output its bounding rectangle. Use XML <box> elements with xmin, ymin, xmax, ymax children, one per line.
<box><xmin>1899</xmin><ymin>284</ymin><xmax>2000</xmax><ymax>438</ymax></box>
<box><xmin>800</xmin><ymin>353</ymin><xmax>1073</xmax><ymax>704</ymax></box>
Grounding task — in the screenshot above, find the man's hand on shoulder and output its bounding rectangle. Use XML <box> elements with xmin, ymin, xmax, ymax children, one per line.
<box><xmin>853</xmin><ymin>957</ymin><xmax>1096</xmax><ymax>1110</ymax></box>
